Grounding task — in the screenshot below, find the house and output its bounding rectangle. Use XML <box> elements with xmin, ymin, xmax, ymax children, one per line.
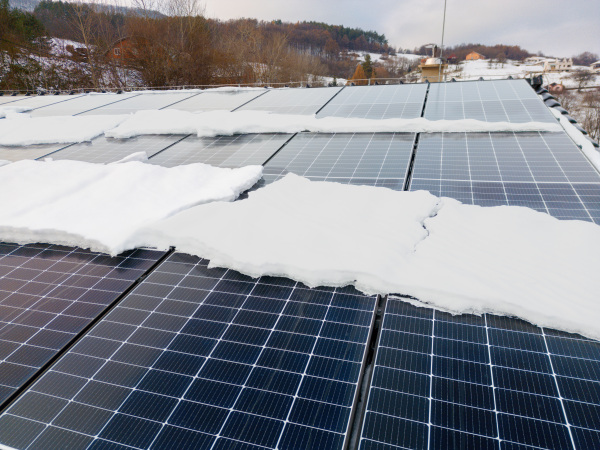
<box><xmin>591</xmin><ymin>61</ymin><xmax>600</xmax><ymax>73</ymax></box>
<box><xmin>524</xmin><ymin>56</ymin><xmax>547</xmax><ymax>65</ymax></box>
<box><xmin>465</xmin><ymin>51</ymin><xmax>485</xmax><ymax>60</ymax></box>
<box><xmin>543</xmin><ymin>57</ymin><xmax>573</xmax><ymax>72</ymax></box>
<box><xmin>106</xmin><ymin>37</ymin><xmax>138</xmax><ymax>62</ymax></box>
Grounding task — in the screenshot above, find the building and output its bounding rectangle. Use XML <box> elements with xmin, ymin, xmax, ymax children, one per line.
<box><xmin>591</xmin><ymin>61</ymin><xmax>600</xmax><ymax>73</ymax></box>
<box><xmin>524</xmin><ymin>56</ymin><xmax>547</xmax><ymax>65</ymax></box>
<box><xmin>465</xmin><ymin>51</ymin><xmax>486</xmax><ymax>60</ymax></box>
<box><xmin>543</xmin><ymin>58</ymin><xmax>573</xmax><ymax>72</ymax></box>
<box><xmin>418</xmin><ymin>57</ymin><xmax>448</xmax><ymax>82</ymax></box>
<box><xmin>106</xmin><ymin>37</ymin><xmax>138</xmax><ymax>63</ymax></box>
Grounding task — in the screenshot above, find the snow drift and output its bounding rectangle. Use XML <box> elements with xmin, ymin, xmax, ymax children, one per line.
<box><xmin>0</xmin><ymin>158</ymin><xmax>262</xmax><ymax>254</ymax></box>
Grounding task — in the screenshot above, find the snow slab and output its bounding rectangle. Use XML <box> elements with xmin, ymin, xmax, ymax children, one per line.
<box><xmin>550</xmin><ymin>106</ymin><xmax>600</xmax><ymax>172</ymax></box>
<box><xmin>0</xmin><ymin>106</ymin><xmax>32</xmax><ymax>118</ymax></box>
<box><xmin>133</xmin><ymin>174</ymin><xmax>600</xmax><ymax>340</ymax></box>
<box><xmin>105</xmin><ymin>109</ymin><xmax>562</xmax><ymax>139</ymax></box>
<box><xmin>0</xmin><ymin>114</ymin><xmax>127</xmax><ymax>146</ymax></box>
<box><xmin>0</xmin><ymin>159</ymin><xmax>263</xmax><ymax>255</ymax></box>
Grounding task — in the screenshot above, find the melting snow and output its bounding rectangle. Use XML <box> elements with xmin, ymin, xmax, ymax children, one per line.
<box><xmin>105</xmin><ymin>109</ymin><xmax>562</xmax><ymax>139</ymax></box>
<box><xmin>0</xmin><ymin>114</ymin><xmax>127</xmax><ymax>146</ymax></box>
<box><xmin>134</xmin><ymin>174</ymin><xmax>600</xmax><ymax>340</ymax></box>
<box><xmin>0</xmin><ymin>158</ymin><xmax>262</xmax><ymax>255</ymax></box>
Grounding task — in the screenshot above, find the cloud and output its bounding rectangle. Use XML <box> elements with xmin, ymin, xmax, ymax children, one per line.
<box><xmin>203</xmin><ymin>0</ymin><xmax>600</xmax><ymax>56</ymax></box>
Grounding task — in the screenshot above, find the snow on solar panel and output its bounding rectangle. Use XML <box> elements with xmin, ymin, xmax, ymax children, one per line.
<box><xmin>0</xmin><ymin>253</ymin><xmax>376</xmax><ymax>450</ymax></box>
<box><xmin>47</xmin><ymin>135</ymin><xmax>187</xmax><ymax>164</ymax></box>
<box><xmin>316</xmin><ymin>84</ymin><xmax>427</xmax><ymax>119</ymax></box>
<box><xmin>425</xmin><ymin>80</ymin><xmax>556</xmax><ymax>123</ymax></box>
<box><xmin>149</xmin><ymin>134</ymin><xmax>291</xmax><ymax>168</ymax></box>
<box><xmin>77</xmin><ymin>92</ymin><xmax>200</xmax><ymax>116</ymax></box>
<box><xmin>409</xmin><ymin>132</ymin><xmax>600</xmax><ymax>223</ymax></box>
<box><xmin>358</xmin><ymin>297</ymin><xmax>600</xmax><ymax>449</ymax></box>
<box><xmin>0</xmin><ymin>143</ymin><xmax>71</xmax><ymax>162</ymax></box>
<box><xmin>29</xmin><ymin>93</ymin><xmax>141</xmax><ymax>118</ymax></box>
<box><xmin>237</xmin><ymin>87</ymin><xmax>342</xmax><ymax>115</ymax></box>
<box><xmin>164</xmin><ymin>90</ymin><xmax>267</xmax><ymax>112</ymax></box>
<box><xmin>0</xmin><ymin>243</ymin><xmax>164</xmax><ymax>406</ymax></box>
<box><xmin>262</xmin><ymin>132</ymin><xmax>414</xmax><ymax>190</ymax></box>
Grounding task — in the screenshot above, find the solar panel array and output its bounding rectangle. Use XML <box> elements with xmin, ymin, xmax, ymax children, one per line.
<box><xmin>1</xmin><ymin>80</ymin><xmax>600</xmax><ymax>450</ymax></box>
<box><xmin>0</xmin><ymin>243</ymin><xmax>164</xmax><ymax>405</ymax></box>
<box><xmin>317</xmin><ymin>84</ymin><xmax>427</xmax><ymax>119</ymax></box>
<box><xmin>149</xmin><ymin>134</ymin><xmax>291</xmax><ymax>168</ymax></box>
<box><xmin>0</xmin><ymin>253</ymin><xmax>376</xmax><ymax>449</ymax></box>
<box><xmin>0</xmin><ymin>143</ymin><xmax>71</xmax><ymax>162</ymax></box>
<box><xmin>30</xmin><ymin>93</ymin><xmax>140</xmax><ymax>118</ymax></box>
<box><xmin>425</xmin><ymin>80</ymin><xmax>556</xmax><ymax>123</ymax></box>
<box><xmin>48</xmin><ymin>135</ymin><xmax>187</xmax><ymax>164</ymax></box>
<box><xmin>77</xmin><ymin>92</ymin><xmax>199</xmax><ymax>116</ymax></box>
<box><xmin>359</xmin><ymin>297</ymin><xmax>600</xmax><ymax>450</ymax></box>
<box><xmin>262</xmin><ymin>132</ymin><xmax>414</xmax><ymax>190</ymax></box>
<box><xmin>410</xmin><ymin>132</ymin><xmax>600</xmax><ymax>222</ymax></box>
<box><xmin>165</xmin><ymin>90</ymin><xmax>267</xmax><ymax>112</ymax></box>
<box><xmin>238</xmin><ymin>87</ymin><xmax>342</xmax><ymax>115</ymax></box>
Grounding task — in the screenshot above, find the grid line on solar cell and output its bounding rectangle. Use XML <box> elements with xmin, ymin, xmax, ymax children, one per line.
<box><xmin>410</xmin><ymin>132</ymin><xmax>600</xmax><ymax>223</ymax></box>
<box><xmin>237</xmin><ymin>87</ymin><xmax>342</xmax><ymax>115</ymax></box>
<box><xmin>316</xmin><ymin>84</ymin><xmax>427</xmax><ymax>119</ymax></box>
<box><xmin>148</xmin><ymin>134</ymin><xmax>291</xmax><ymax>168</ymax></box>
<box><xmin>0</xmin><ymin>243</ymin><xmax>164</xmax><ymax>406</ymax></box>
<box><xmin>0</xmin><ymin>254</ymin><xmax>376</xmax><ymax>449</ymax></box>
<box><xmin>262</xmin><ymin>132</ymin><xmax>414</xmax><ymax>190</ymax></box>
<box><xmin>424</xmin><ymin>80</ymin><xmax>555</xmax><ymax>123</ymax></box>
<box><xmin>44</xmin><ymin>135</ymin><xmax>186</xmax><ymax>164</ymax></box>
<box><xmin>359</xmin><ymin>298</ymin><xmax>600</xmax><ymax>450</ymax></box>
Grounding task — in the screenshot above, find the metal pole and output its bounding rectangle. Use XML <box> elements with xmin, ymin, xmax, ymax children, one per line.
<box><xmin>438</xmin><ymin>0</ymin><xmax>448</xmax><ymax>82</ymax></box>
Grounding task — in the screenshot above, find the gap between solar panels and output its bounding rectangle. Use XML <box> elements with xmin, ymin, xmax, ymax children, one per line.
<box><xmin>0</xmin><ymin>247</ymin><xmax>176</xmax><ymax>414</ymax></box>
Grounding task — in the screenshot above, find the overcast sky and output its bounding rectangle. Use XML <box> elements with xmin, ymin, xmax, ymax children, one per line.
<box><xmin>202</xmin><ymin>0</ymin><xmax>599</xmax><ymax>57</ymax></box>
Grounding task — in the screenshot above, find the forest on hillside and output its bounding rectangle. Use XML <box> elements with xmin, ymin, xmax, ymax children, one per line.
<box><xmin>0</xmin><ymin>0</ymin><xmax>407</xmax><ymax>91</ymax></box>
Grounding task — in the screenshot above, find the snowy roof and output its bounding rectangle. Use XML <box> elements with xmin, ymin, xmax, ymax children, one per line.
<box><xmin>0</xmin><ymin>80</ymin><xmax>599</xmax><ymax>450</ymax></box>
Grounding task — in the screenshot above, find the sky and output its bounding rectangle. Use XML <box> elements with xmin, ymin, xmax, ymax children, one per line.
<box><xmin>202</xmin><ymin>0</ymin><xmax>600</xmax><ymax>57</ymax></box>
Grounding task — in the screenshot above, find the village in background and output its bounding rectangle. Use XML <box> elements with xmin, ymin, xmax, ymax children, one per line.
<box><xmin>1</xmin><ymin>0</ymin><xmax>599</xmax><ymax>140</ymax></box>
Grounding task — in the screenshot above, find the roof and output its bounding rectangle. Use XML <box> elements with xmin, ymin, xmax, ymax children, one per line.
<box><xmin>0</xmin><ymin>80</ymin><xmax>599</xmax><ymax>450</ymax></box>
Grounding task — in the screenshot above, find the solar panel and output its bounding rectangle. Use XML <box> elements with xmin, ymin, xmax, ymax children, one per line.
<box><xmin>148</xmin><ymin>134</ymin><xmax>291</xmax><ymax>168</ymax></box>
<box><xmin>0</xmin><ymin>96</ymin><xmax>29</xmax><ymax>106</ymax></box>
<box><xmin>425</xmin><ymin>80</ymin><xmax>556</xmax><ymax>123</ymax></box>
<box><xmin>359</xmin><ymin>297</ymin><xmax>600</xmax><ymax>449</ymax></box>
<box><xmin>316</xmin><ymin>84</ymin><xmax>427</xmax><ymax>119</ymax></box>
<box><xmin>29</xmin><ymin>93</ymin><xmax>141</xmax><ymax>117</ymax></box>
<box><xmin>0</xmin><ymin>243</ymin><xmax>165</xmax><ymax>406</ymax></box>
<box><xmin>77</xmin><ymin>92</ymin><xmax>200</xmax><ymax>116</ymax></box>
<box><xmin>261</xmin><ymin>132</ymin><xmax>414</xmax><ymax>190</ymax></box>
<box><xmin>46</xmin><ymin>135</ymin><xmax>187</xmax><ymax>164</ymax></box>
<box><xmin>237</xmin><ymin>87</ymin><xmax>342</xmax><ymax>115</ymax></box>
<box><xmin>0</xmin><ymin>253</ymin><xmax>377</xmax><ymax>449</ymax></box>
<box><xmin>165</xmin><ymin>90</ymin><xmax>267</xmax><ymax>112</ymax></box>
<box><xmin>409</xmin><ymin>132</ymin><xmax>600</xmax><ymax>223</ymax></box>
<box><xmin>0</xmin><ymin>94</ymin><xmax>86</xmax><ymax>111</ymax></box>
<box><xmin>0</xmin><ymin>144</ymin><xmax>71</xmax><ymax>162</ymax></box>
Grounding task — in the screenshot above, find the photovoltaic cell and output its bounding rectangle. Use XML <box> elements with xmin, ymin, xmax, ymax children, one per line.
<box><xmin>0</xmin><ymin>243</ymin><xmax>164</xmax><ymax>406</ymax></box>
<box><xmin>262</xmin><ymin>132</ymin><xmax>414</xmax><ymax>190</ymax></box>
<box><xmin>47</xmin><ymin>135</ymin><xmax>186</xmax><ymax>164</ymax></box>
<box><xmin>359</xmin><ymin>297</ymin><xmax>600</xmax><ymax>450</ymax></box>
<box><xmin>316</xmin><ymin>84</ymin><xmax>427</xmax><ymax>119</ymax></box>
<box><xmin>0</xmin><ymin>94</ymin><xmax>86</xmax><ymax>111</ymax></box>
<box><xmin>165</xmin><ymin>90</ymin><xmax>267</xmax><ymax>112</ymax></box>
<box><xmin>0</xmin><ymin>253</ymin><xmax>376</xmax><ymax>450</ymax></box>
<box><xmin>425</xmin><ymin>80</ymin><xmax>556</xmax><ymax>123</ymax></box>
<box><xmin>410</xmin><ymin>132</ymin><xmax>600</xmax><ymax>223</ymax></box>
<box><xmin>149</xmin><ymin>134</ymin><xmax>291</xmax><ymax>168</ymax></box>
<box><xmin>237</xmin><ymin>87</ymin><xmax>342</xmax><ymax>115</ymax></box>
<box><xmin>0</xmin><ymin>143</ymin><xmax>71</xmax><ymax>162</ymax></box>
<box><xmin>30</xmin><ymin>93</ymin><xmax>141</xmax><ymax>117</ymax></box>
<box><xmin>77</xmin><ymin>92</ymin><xmax>200</xmax><ymax>116</ymax></box>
